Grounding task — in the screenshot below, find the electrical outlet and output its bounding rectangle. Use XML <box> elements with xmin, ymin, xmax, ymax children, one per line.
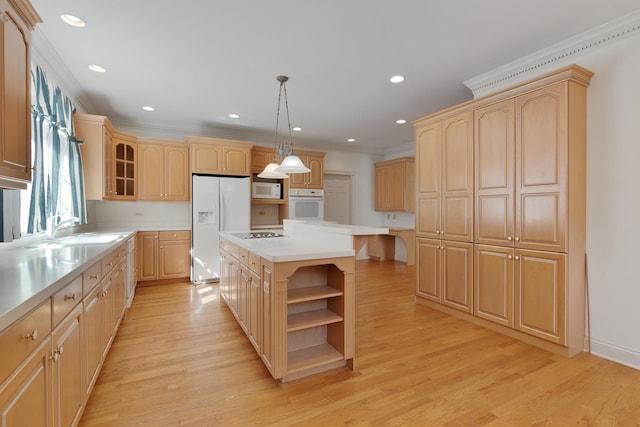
<box><xmin>134</xmin><ymin>212</ymin><xmax>142</xmax><ymax>217</ymax></box>
<box><xmin>259</xmin><ymin>211</ymin><xmax>266</xmax><ymax>216</ymax></box>
<box><xmin>392</xmin><ymin>214</ymin><xmax>396</xmax><ymax>220</ymax></box>
<box><xmin>386</xmin><ymin>213</ymin><xmax>390</xmax><ymax>219</ymax></box>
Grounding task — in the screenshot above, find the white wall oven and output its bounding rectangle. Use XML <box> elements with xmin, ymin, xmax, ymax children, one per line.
<box><xmin>288</xmin><ymin>188</ymin><xmax>324</xmax><ymax>221</ymax></box>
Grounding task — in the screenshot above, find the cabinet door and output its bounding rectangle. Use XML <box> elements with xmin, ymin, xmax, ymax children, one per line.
<box><xmin>222</xmin><ymin>146</ymin><xmax>251</xmax><ymax>176</ymax></box>
<box><xmin>516</xmin><ymin>84</ymin><xmax>567</xmax><ymax>252</ymax></box>
<box><xmin>441</xmin><ymin>112</ymin><xmax>473</xmax><ymax>242</ymax></box>
<box><xmin>251</xmin><ymin>149</ymin><xmax>274</xmax><ymax>174</ymax></box>
<box><xmin>306</xmin><ymin>156</ymin><xmax>324</xmax><ymax>188</ymax></box>
<box><xmin>137</xmin><ymin>232</ymin><xmax>158</xmax><ymax>281</ymax></box>
<box><xmin>248</xmin><ymin>271</ymin><xmax>262</xmax><ymax>352</ymax></box>
<box><xmin>416</xmin><ymin>123</ymin><xmax>441</xmax><ymax>238</ymax></box>
<box><xmin>228</xmin><ymin>259</ymin><xmax>241</xmax><ymax>318</ymax></box>
<box><xmin>289</xmin><ymin>156</ymin><xmax>307</xmax><ymax>188</ymax></box>
<box><xmin>374</xmin><ymin>166</ymin><xmax>388</xmax><ymax>210</ymax></box>
<box><xmin>441</xmin><ymin>241</ymin><xmax>473</xmax><ymax>313</ymax></box>
<box><xmin>515</xmin><ymin>250</ymin><xmax>566</xmax><ymax>344</ymax></box>
<box><xmin>191</xmin><ymin>143</ymin><xmax>221</xmax><ymax>174</ymax></box>
<box><xmin>112</xmin><ymin>139</ymin><xmax>137</xmax><ymax>200</ymax></box>
<box><xmin>137</xmin><ymin>144</ymin><xmax>164</xmax><ymax>200</ymax></box>
<box><xmin>475</xmin><ymin>99</ymin><xmax>515</xmax><ymax>246</ymax></box>
<box><xmin>0</xmin><ymin>337</ymin><xmax>51</xmax><ymax>427</ymax></box>
<box><xmin>239</xmin><ymin>267</ymin><xmax>250</xmax><ymax>331</ymax></box>
<box><xmin>388</xmin><ymin>162</ymin><xmax>406</xmax><ymax>211</ymax></box>
<box><xmin>416</xmin><ymin>238</ymin><xmax>440</xmax><ymax>302</ymax></box>
<box><xmin>83</xmin><ymin>283</ymin><xmax>103</xmax><ymax>398</ymax></box>
<box><xmin>52</xmin><ymin>305</ymin><xmax>83</xmax><ymax>427</ymax></box>
<box><xmin>261</xmin><ymin>262</ymin><xmax>274</xmax><ymax>373</ymax></box>
<box><xmin>474</xmin><ymin>245</ymin><xmax>514</xmax><ymax>327</ymax></box>
<box><xmin>164</xmin><ymin>146</ymin><xmax>189</xmax><ymax>201</ymax></box>
<box><xmin>0</xmin><ymin>4</ymin><xmax>32</xmax><ymax>188</ymax></box>
<box><xmin>159</xmin><ymin>240</ymin><xmax>190</xmax><ymax>279</ymax></box>
<box><xmin>101</xmin><ymin>277</ymin><xmax>117</xmax><ymax>360</ymax></box>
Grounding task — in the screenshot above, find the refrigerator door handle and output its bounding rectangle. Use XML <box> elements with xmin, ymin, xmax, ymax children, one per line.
<box><xmin>220</xmin><ymin>193</ymin><xmax>225</xmax><ymax>231</ymax></box>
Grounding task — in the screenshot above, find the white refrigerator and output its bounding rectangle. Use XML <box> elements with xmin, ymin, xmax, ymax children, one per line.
<box><xmin>191</xmin><ymin>175</ymin><xmax>250</xmax><ymax>283</ymax></box>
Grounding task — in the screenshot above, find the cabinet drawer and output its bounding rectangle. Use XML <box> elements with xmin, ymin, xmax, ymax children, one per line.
<box><xmin>52</xmin><ymin>275</ymin><xmax>83</xmax><ymax>326</ymax></box>
<box><xmin>0</xmin><ymin>302</ymin><xmax>51</xmax><ymax>384</ymax></box>
<box><xmin>248</xmin><ymin>252</ymin><xmax>261</xmax><ymax>274</ymax></box>
<box><xmin>83</xmin><ymin>261</ymin><xmax>102</xmax><ymax>296</ymax></box>
<box><xmin>102</xmin><ymin>253</ymin><xmax>117</xmax><ymax>275</ymax></box>
<box><xmin>158</xmin><ymin>230</ymin><xmax>190</xmax><ymax>241</ymax></box>
<box><xmin>221</xmin><ymin>240</ymin><xmax>238</xmax><ymax>258</ymax></box>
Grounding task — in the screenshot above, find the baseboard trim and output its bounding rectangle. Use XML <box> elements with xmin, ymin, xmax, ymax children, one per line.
<box><xmin>589</xmin><ymin>339</ymin><xmax>640</xmax><ymax>371</ymax></box>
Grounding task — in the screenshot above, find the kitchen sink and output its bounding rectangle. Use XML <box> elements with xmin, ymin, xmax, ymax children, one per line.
<box><xmin>24</xmin><ymin>233</ymin><xmax>124</xmax><ymax>249</ymax></box>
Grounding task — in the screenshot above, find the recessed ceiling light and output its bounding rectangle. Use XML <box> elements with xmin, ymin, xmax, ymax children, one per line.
<box><xmin>396</xmin><ymin>119</ymin><xmax>407</xmax><ymax>124</ymax></box>
<box><xmin>292</xmin><ymin>127</ymin><xmax>302</xmax><ymax>132</ymax></box>
<box><xmin>347</xmin><ymin>138</ymin><xmax>356</xmax><ymax>142</ymax></box>
<box><xmin>88</xmin><ymin>64</ymin><xmax>106</xmax><ymax>73</ymax></box>
<box><xmin>228</xmin><ymin>113</ymin><xmax>240</xmax><ymax>119</ymax></box>
<box><xmin>61</xmin><ymin>14</ymin><xmax>86</xmax><ymax>27</ymax></box>
<box><xmin>142</xmin><ymin>106</ymin><xmax>155</xmax><ymax>112</ymax></box>
<box><xmin>390</xmin><ymin>75</ymin><xmax>405</xmax><ymax>83</ymax></box>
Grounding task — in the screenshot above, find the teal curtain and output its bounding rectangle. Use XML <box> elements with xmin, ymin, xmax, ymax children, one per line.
<box><xmin>25</xmin><ymin>65</ymin><xmax>86</xmax><ymax>234</ymax></box>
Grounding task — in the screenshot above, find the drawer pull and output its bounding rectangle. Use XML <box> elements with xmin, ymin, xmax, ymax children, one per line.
<box><xmin>25</xmin><ymin>330</ymin><xmax>38</xmax><ymax>341</ymax></box>
<box><xmin>64</xmin><ymin>294</ymin><xmax>77</xmax><ymax>301</ymax></box>
<box><xmin>50</xmin><ymin>346</ymin><xmax>64</xmax><ymax>362</ymax></box>
<box><xmin>106</xmin><ymin>262</ymin><xmax>113</xmax><ymax>267</ymax></box>
<box><xmin>89</xmin><ymin>274</ymin><xmax>98</xmax><ymax>280</ymax></box>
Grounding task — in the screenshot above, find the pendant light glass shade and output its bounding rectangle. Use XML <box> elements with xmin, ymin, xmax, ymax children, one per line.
<box><xmin>274</xmin><ymin>155</ymin><xmax>310</xmax><ymax>173</ymax></box>
<box><xmin>258</xmin><ymin>75</ymin><xmax>309</xmax><ymax>176</ymax></box>
<box><xmin>257</xmin><ymin>162</ymin><xmax>289</xmax><ymax>179</ymax></box>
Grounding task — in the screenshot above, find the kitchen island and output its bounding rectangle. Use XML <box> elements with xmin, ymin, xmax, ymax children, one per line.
<box><xmin>218</xmin><ymin>220</ymin><xmax>388</xmax><ymax>382</ymax></box>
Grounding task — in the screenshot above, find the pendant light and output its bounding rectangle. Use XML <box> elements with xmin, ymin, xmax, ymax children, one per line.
<box><xmin>258</xmin><ymin>75</ymin><xmax>310</xmax><ymax>177</ymax></box>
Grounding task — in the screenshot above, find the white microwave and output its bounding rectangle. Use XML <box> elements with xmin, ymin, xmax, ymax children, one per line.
<box><xmin>252</xmin><ymin>182</ymin><xmax>281</xmax><ymax>199</ymax></box>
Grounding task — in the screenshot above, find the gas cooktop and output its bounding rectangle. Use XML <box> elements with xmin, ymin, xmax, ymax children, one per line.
<box><xmin>231</xmin><ymin>232</ymin><xmax>284</xmax><ymax>239</ymax></box>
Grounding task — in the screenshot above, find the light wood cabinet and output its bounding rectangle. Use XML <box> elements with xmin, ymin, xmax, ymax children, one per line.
<box><xmin>219</xmin><ymin>237</ymin><xmax>354</xmax><ymax>382</ymax></box>
<box><xmin>0</xmin><ymin>336</ymin><xmax>51</xmax><ymax>427</ymax></box>
<box><xmin>416</xmin><ymin>238</ymin><xmax>473</xmax><ymax>314</ymax></box>
<box><xmin>416</xmin><ymin>112</ymin><xmax>473</xmax><ymax>242</ymax></box>
<box><xmin>112</xmin><ymin>131</ymin><xmax>137</xmax><ymax>200</ymax></box>
<box><xmin>0</xmin><ymin>0</ymin><xmax>40</xmax><ymax>189</ymax></box>
<box><xmin>374</xmin><ymin>157</ymin><xmax>415</xmax><ymax>212</ymax></box>
<box><xmin>414</xmin><ymin>65</ymin><xmax>592</xmax><ymax>357</ymax></box>
<box><xmin>188</xmin><ymin>136</ymin><xmax>252</xmax><ymax>176</ymax></box>
<box><xmin>288</xmin><ymin>150</ymin><xmax>325</xmax><ymax>189</ymax></box>
<box><xmin>137</xmin><ymin>230</ymin><xmax>191</xmax><ymax>282</ymax></box>
<box><xmin>138</xmin><ymin>140</ymin><xmax>189</xmax><ymax>201</ymax></box>
<box><xmin>367</xmin><ymin>235</ymin><xmax>395</xmax><ymax>261</ymax></box>
<box><xmin>51</xmin><ymin>304</ymin><xmax>83</xmax><ymax>427</ymax></box>
<box><xmin>74</xmin><ymin>114</ymin><xmax>115</xmax><ymax>200</ymax></box>
<box><xmin>251</xmin><ymin>146</ymin><xmax>275</xmax><ymax>174</ymax></box>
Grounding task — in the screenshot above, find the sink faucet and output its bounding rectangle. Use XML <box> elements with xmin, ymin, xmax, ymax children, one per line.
<box><xmin>47</xmin><ymin>215</ymin><xmax>80</xmax><ymax>240</ymax></box>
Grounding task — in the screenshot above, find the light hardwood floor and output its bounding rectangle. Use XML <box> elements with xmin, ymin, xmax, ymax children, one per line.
<box><xmin>80</xmin><ymin>260</ymin><xmax>640</xmax><ymax>426</ymax></box>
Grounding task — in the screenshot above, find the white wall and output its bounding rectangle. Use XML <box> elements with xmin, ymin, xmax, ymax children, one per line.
<box><xmin>88</xmin><ymin>200</ymin><xmax>190</xmax><ymax>229</ymax></box>
<box><xmin>569</xmin><ymin>34</ymin><xmax>640</xmax><ymax>368</ymax></box>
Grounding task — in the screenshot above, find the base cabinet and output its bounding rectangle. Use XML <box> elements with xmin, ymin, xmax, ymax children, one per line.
<box><xmin>0</xmin><ymin>242</ymin><xmax>128</xmax><ymax>427</ymax></box>
<box><xmin>219</xmin><ymin>238</ymin><xmax>355</xmax><ymax>382</ymax></box>
<box><xmin>137</xmin><ymin>231</ymin><xmax>190</xmax><ymax>282</ymax></box>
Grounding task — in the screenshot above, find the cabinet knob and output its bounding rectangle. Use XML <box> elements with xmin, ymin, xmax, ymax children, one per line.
<box><xmin>25</xmin><ymin>330</ymin><xmax>38</xmax><ymax>341</ymax></box>
<box><xmin>508</xmin><ymin>255</ymin><xmax>513</xmax><ymax>260</ymax></box>
<box><xmin>515</xmin><ymin>255</ymin><xmax>520</xmax><ymax>260</ymax></box>
<box><xmin>106</xmin><ymin>262</ymin><xmax>113</xmax><ymax>267</ymax></box>
<box><xmin>515</xmin><ymin>237</ymin><xmax>520</xmax><ymax>242</ymax></box>
<box><xmin>64</xmin><ymin>294</ymin><xmax>77</xmax><ymax>301</ymax></box>
<box><xmin>89</xmin><ymin>274</ymin><xmax>98</xmax><ymax>280</ymax></box>
<box><xmin>507</xmin><ymin>236</ymin><xmax>512</xmax><ymax>241</ymax></box>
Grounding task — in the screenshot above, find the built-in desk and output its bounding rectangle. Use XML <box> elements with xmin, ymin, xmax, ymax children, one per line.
<box><xmin>357</xmin><ymin>228</ymin><xmax>415</xmax><ymax>266</ymax></box>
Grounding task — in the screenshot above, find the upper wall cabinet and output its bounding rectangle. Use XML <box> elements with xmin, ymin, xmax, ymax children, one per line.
<box><xmin>74</xmin><ymin>114</ymin><xmax>116</xmax><ymax>200</ymax></box>
<box><xmin>288</xmin><ymin>149</ymin><xmax>325</xmax><ymax>189</ymax></box>
<box><xmin>75</xmin><ymin>115</ymin><xmax>138</xmax><ymax>201</ymax></box>
<box><xmin>138</xmin><ymin>139</ymin><xmax>189</xmax><ymax>201</ymax></box>
<box><xmin>251</xmin><ymin>146</ymin><xmax>275</xmax><ymax>174</ymax></box>
<box><xmin>188</xmin><ymin>136</ymin><xmax>253</xmax><ymax>176</ymax></box>
<box><xmin>0</xmin><ymin>0</ymin><xmax>41</xmax><ymax>189</ymax></box>
<box><xmin>374</xmin><ymin>157</ymin><xmax>415</xmax><ymax>212</ymax></box>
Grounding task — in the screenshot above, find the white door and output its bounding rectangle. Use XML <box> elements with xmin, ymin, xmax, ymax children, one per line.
<box><xmin>324</xmin><ymin>173</ymin><xmax>351</xmax><ymax>224</ymax></box>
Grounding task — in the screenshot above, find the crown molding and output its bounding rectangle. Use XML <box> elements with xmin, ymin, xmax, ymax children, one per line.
<box><xmin>464</xmin><ymin>9</ymin><xmax>640</xmax><ymax>98</ymax></box>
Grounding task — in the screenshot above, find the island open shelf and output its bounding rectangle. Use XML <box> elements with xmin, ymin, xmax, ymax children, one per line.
<box><xmin>219</xmin><ymin>236</ymin><xmax>355</xmax><ymax>383</ymax></box>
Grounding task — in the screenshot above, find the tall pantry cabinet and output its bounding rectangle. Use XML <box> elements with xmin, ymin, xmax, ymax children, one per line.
<box><xmin>414</xmin><ymin>65</ymin><xmax>593</xmax><ymax>357</ymax></box>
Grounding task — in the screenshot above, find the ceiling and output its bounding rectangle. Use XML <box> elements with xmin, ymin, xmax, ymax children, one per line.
<box><xmin>31</xmin><ymin>0</ymin><xmax>640</xmax><ymax>154</ymax></box>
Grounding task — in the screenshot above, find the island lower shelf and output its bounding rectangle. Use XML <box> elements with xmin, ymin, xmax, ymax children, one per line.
<box><xmin>219</xmin><ymin>237</ymin><xmax>355</xmax><ymax>382</ymax></box>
